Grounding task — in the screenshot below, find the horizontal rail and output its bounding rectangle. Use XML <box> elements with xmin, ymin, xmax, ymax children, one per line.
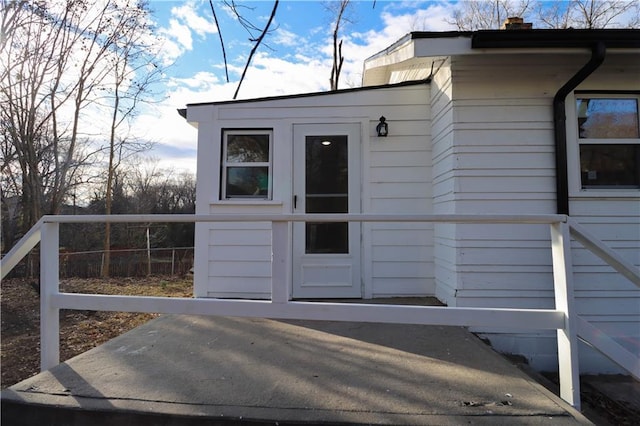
<box><xmin>40</xmin><ymin>213</ymin><xmax>568</xmax><ymax>224</ymax></box>
<box><xmin>51</xmin><ymin>293</ymin><xmax>566</xmax><ymax>330</ymax></box>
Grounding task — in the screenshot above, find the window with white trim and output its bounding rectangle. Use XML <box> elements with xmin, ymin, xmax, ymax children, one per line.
<box><xmin>576</xmin><ymin>95</ymin><xmax>640</xmax><ymax>189</ymax></box>
<box><xmin>221</xmin><ymin>129</ymin><xmax>272</xmax><ymax>199</ymax></box>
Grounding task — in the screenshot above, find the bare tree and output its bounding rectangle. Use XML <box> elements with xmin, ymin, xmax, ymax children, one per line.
<box><xmin>100</xmin><ymin>3</ymin><xmax>163</xmax><ymax>277</ymax></box>
<box><xmin>449</xmin><ymin>0</ymin><xmax>533</xmax><ymax>30</ymax></box>
<box><xmin>537</xmin><ymin>0</ymin><xmax>639</xmax><ymax>29</ymax></box>
<box><xmin>327</xmin><ymin>1</ymin><xmax>351</xmax><ymax>91</ymax></box>
<box><xmin>450</xmin><ymin>0</ymin><xmax>639</xmax><ymax>30</ymax></box>
<box><xmin>0</xmin><ymin>0</ymin><xmax>161</xmax><ymax>249</ymax></box>
<box><xmin>3</xmin><ymin>1</ymin><xmax>86</xmax><ymax>233</ymax></box>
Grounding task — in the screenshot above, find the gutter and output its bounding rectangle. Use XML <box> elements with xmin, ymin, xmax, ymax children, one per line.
<box><xmin>553</xmin><ymin>42</ymin><xmax>606</xmax><ymax>215</ymax></box>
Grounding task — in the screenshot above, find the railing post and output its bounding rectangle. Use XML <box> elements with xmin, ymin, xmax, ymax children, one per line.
<box><xmin>271</xmin><ymin>220</ymin><xmax>290</xmax><ymax>303</ymax></box>
<box><xmin>550</xmin><ymin>221</ymin><xmax>580</xmax><ymax>410</ymax></box>
<box><xmin>40</xmin><ymin>221</ymin><xmax>60</xmax><ymax>371</ymax></box>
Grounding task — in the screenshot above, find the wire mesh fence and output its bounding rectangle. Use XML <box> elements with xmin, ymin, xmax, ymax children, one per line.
<box><xmin>3</xmin><ymin>247</ymin><xmax>194</xmax><ymax>279</ymax></box>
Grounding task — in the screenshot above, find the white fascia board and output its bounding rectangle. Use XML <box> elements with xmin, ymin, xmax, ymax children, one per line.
<box><xmin>413</xmin><ymin>37</ymin><xmax>473</xmax><ymax>57</ymax></box>
<box><xmin>186</xmin><ymin>103</ymin><xmax>216</xmax><ymax>126</ymax></box>
<box><xmin>362</xmin><ymin>37</ymin><xmax>471</xmax><ymax>86</ymax></box>
<box><xmin>364</xmin><ymin>36</ymin><xmax>472</xmax><ymax>71</ymax></box>
<box><xmin>364</xmin><ymin>38</ymin><xmax>416</xmax><ymax>70</ymax></box>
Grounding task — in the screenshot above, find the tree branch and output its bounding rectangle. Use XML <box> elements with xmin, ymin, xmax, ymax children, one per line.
<box><xmin>209</xmin><ymin>0</ymin><xmax>229</xmax><ymax>83</ymax></box>
<box><xmin>233</xmin><ymin>0</ymin><xmax>279</xmax><ymax>99</ymax></box>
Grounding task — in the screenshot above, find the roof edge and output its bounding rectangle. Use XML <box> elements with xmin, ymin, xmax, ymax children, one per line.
<box><xmin>365</xmin><ymin>31</ymin><xmax>472</xmax><ymax>63</ymax></box>
<box><xmin>472</xmin><ymin>28</ymin><xmax>640</xmax><ymax>49</ymax></box>
<box><xmin>186</xmin><ymin>79</ymin><xmax>430</xmax><ymax>108</ymax></box>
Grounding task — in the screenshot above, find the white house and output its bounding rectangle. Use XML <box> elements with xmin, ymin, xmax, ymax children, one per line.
<box><xmin>184</xmin><ymin>27</ymin><xmax>639</xmax><ymax>374</ymax></box>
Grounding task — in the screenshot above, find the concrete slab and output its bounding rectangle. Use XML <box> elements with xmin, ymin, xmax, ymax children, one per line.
<box><xmin>2</xmin><ymin>314</ymin><xmax>591</xmax><ymax>425</ymax></box>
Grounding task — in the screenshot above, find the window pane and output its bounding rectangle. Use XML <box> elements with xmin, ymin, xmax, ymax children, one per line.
<box><xmin>304</xmin><ymin>135</ymin><xmax>349</xmax><ymax>254</ymax></box>
<box><xmin>577</xmin><ymin>98</ymin><xmax>639</xmax><ymax>139</ymax></box>
<box><xmin>306</xmin><ymin>196</ymin><xmax>347</xmax><ymax>213</ymax></box>
<box><xmin>305</xmin><ymin>136</ymin><xmax>348</xmax><ymax>194</ymax></box>
<box><xmin>580</xmin><ymin>144</ymin><xmax>639</xmax><ymax>188</ymax></box>
<box><xmin>226</xmin><ymin>167</ymin><xmax>269</xmax><ymax>196</ymax></box>
<box><xmin>306</xmin><ymin>223</ymin><xmax>348</xmax><ymax>253</ymax></box>
<box><xmin>227</xmin><ymin>134</ymin><xmax>270</xmax><ymax>162</ymax></box>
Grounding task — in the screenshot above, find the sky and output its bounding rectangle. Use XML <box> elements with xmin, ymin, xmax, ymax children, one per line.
<box><xmin>135</xmin><ymin>0</ymin><xmax>459</xmax><ymax>173</ymax></box>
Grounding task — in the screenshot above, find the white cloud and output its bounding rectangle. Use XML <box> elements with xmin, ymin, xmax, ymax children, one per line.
<box><xmin>382</xmin><ymin>2</ymin><xmax>458</xmax><ymax>32</ymax></box>
<box><xmin>164</xmin><ymin>18</ymin><xmax>194</xmax><ymax>50</ymax></box>
<box><xmin>172</xmin><ymin>2</ymin><xmax>218</xmax><ymax>37</ymax></box>
<box><xmin>233</xmin><ymin>52</ymin><xmax>330</xmax><ymax>98</ymax></box>
<box><xmin>272</xmin><ymin>28</ymin><xmax>302</xmax><ymax>48</ymax></box>
<box><xmin>176</xmin><ymin>71</ymin><xmax>223</xmax><ymax>90</ymax></box>
<box><xmin>155</xmin><ymin>1</ymin><xmax>220</xmax><ymax>65</ymax></box>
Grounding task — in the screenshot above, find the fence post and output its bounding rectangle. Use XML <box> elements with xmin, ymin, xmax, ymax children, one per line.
<box><xmin>40</xmin><ymin>222</ymin><xmax>60</xmax><ymax>371</ymax></box>
<box><xmin>271</xmin><ymin>220</ymin><xmax>290</xmax><ymax>303</ymax></box>
<box><xmin>146</xmin><ymin>226</ymin><xmax>151</xmax><ymax>276</ymax></box>
<box><xmin>550</xmin><ymin>221</ymin><xmax>580</xmax><ymax>410</ymax></box>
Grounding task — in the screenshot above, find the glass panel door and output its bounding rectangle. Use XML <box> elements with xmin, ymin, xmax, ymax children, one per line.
<box><xmin>292</xmin><ymin>123</ymin><xmax>361</xmax><ymax>299</ymax></box>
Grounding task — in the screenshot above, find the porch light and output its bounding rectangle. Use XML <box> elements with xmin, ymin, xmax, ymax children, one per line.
<box><xmin>321</xmin><ymin>140</ymin><xmax>332</xmax><ymax>146</ymax></box>
<box><xmin>376</xmin><ymin>116</ymin><xmax>388</xmax><ymax>137</ymax></box>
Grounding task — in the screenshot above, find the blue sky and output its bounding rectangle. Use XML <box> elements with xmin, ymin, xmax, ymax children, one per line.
<box><xmin>139</xmin><ymin>1</ymin><xmax>459</xmax><ymax>172</ymax></box>
<box><xmin>150</xmin><ymin>1</ymin><xmax>445</xmax><ymax>90</ymax></box>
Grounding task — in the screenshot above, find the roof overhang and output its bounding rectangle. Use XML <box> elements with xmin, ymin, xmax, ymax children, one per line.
<box><xmin>183</xmin><ymin>79</ymin><xmax>430</xmax><ymax>124</ymax></box>
<box><xmin>363</xmin><ymin>29</ymin><xmax>640</xmax><ymax>86</ymax></box>
<box><xmin>364</xmin><ymin>32</ymin><xmax>472</xmax><ymax>71</ymax></box>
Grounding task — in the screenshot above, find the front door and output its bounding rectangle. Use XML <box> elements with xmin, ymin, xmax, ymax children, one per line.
<box><xmin>292</xmin><ymin>123</ymin><xmax>361</xmax><ymax>299</ymax></box>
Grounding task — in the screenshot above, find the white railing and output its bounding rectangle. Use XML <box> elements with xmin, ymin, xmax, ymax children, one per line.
<box><xmin>2</xmin><ymin>213</ymin><xmax>639</xmax><ymax>412</ymax></box>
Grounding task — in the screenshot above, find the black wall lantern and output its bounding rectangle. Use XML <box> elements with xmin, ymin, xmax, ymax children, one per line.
<box><xmin>376</xmin><ymin>116</ymin><xmax>388</xmax><ymax>137</ymax></box>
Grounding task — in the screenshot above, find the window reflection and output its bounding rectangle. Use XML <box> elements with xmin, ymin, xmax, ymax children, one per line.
<box><xmin>227</xmin><ymin>134</ymin><xmax>270</xmax><ymax>162</ymax></box>
<box><xmin>226</xmin><ymin>167</ymin><xmax>269</xmax><ymax>196</ymax></box>
<box><xmin>577</xmin><ymin>98</ymin><xmax>639</xmax><ymax>139</ymax></box>
<box><xmin>222</xmin><ymin>130</ymin><xmax>271</xmax><ymax>199</ymax></box>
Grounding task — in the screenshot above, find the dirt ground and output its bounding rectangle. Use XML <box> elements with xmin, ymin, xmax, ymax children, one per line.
<box><xmin>1</xmin><ymin>276</ymin><xmax>637</xmax><ymax>425</ymax></box>
<box><xmin>1</xmin><ymin>276</ymin><xmax>192</xmax><ymax>388</ymax></box>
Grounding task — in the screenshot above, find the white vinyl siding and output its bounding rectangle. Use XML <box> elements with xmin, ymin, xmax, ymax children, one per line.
<box><xmin>442</xmin><ymin>53</ymin><xmax>639</xmax><ymax>372</ymax></box>
<box><xmin>192</xmin><ymin>83</ymin><xmax>434</xmax><ymax>299</ymax></box>
<box><xmin>366</xmin><ymin>85</ymin><xmax>433</xmax><ymax>297</ymax></box>
<box><xmin>430</xmin><ymin>58</ymin><xmax>459</xmax><ymax>303</ymax></box>
<box><xmin>441</xmin><ymin>53</ymin><xmax>586</xmax><ymax>310</ymax></box>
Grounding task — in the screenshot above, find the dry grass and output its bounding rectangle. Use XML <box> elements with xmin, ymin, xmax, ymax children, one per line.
<box><xmin>1</xmin><ymin>276</ymin><xmax>192</xmax><ymax>388</ymax></box>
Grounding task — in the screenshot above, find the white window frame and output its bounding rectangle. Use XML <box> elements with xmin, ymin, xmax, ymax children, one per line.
<box><xmin>221</xmin><ymin>129</ymin><xmax>273</xmax><ymax>200</ymax></box>
<box><xmin>567</xmin><ymin>92</ymin><xmax>640</xmax><ymax>197</ymax></box>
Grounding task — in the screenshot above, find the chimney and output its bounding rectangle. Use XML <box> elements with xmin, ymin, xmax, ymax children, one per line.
<box><xmin>501</xmin><ymin>17</ymin><xmax>533</xmax><ymax>30</ymax></box>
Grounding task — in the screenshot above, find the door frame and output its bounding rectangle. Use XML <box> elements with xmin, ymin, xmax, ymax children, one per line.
<box><xmin>291</xmin><ymin>123</ymin><xmax>362</xmax><ymax>299</ymax></box>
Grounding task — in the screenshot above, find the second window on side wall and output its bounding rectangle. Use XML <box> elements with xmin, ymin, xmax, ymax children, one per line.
<box><xmin>576</xmin><ymin>96</ymin><xmax>640</xmax><ymax>189</ymax></box>
<box><xmin>221</xmin><ymin>130</ymin><xmax>272</xmax><ymax>199</ymax></box>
